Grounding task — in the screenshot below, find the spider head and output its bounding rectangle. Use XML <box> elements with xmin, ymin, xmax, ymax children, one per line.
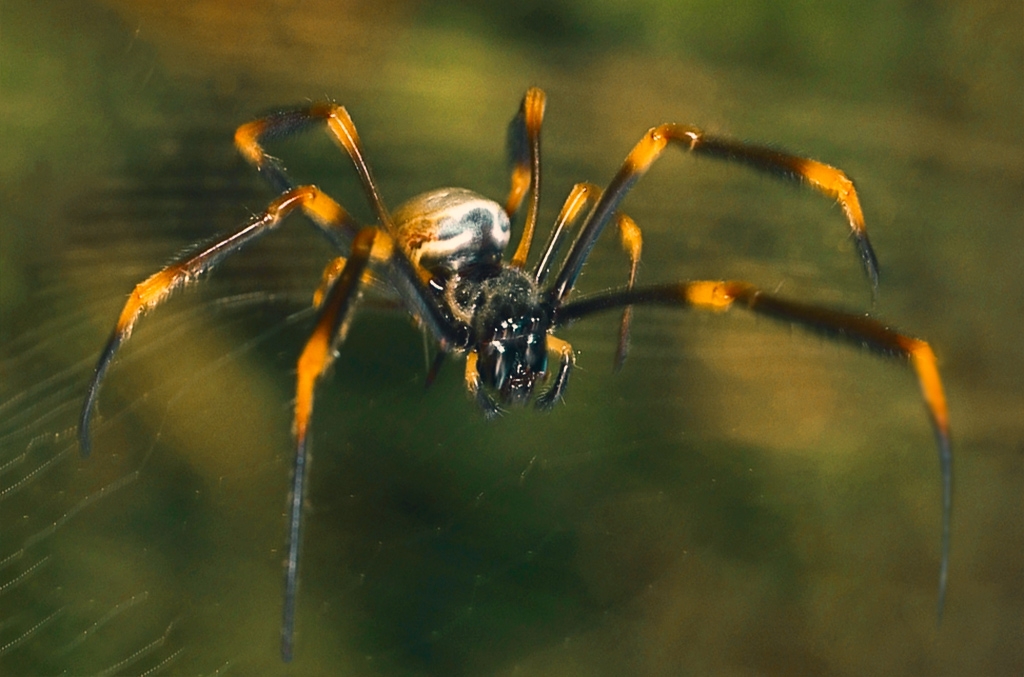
<box><xmin>478</xmin><ymin>314</ymin><xmax>548</xmax><ymax>404</ymax></box>
<box><xmin>472</xmin><ymin>270</ymin><xmax>551</xmax><ymax>405</ymax></box>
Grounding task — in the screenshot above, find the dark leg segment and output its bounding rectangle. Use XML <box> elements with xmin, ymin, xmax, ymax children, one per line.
<box><xmin>536</xmin><ymin>335</ymin><xmax>575</xmax><ymax>409</ymax></box>
<box><xmin>283</xmin><ymin>227</ymin><xmax>378</xmax><ymax>662</ymax></box>
<box><xmin>549</xmin><ymin>125</ymin><xmax>880</xmax><ymax>305</ymax></box>
<box><xmin>464</xmin><ymin>350</ymin><xmax>501</xmax><ymax>419</ymax></box>
<box><xmin>556</xmin><ymin>280</ymin><xmax>951</xmax><ymax>620</ymax></box>
<box><xmin>534</xmin><ymin>183</ymin><xmax>643</xmax><ymax>369</ymax></box>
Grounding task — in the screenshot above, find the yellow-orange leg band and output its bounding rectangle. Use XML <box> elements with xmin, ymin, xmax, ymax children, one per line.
<box><xmin>293</xmin><ymin>227</ymin><xmax>378</xmax><ymax>442</ymax></box>
<box><xmin>903</xmin><ymin>339</ymin><xmax>950</xmax><ymax>437</ymax></box>
<box><xmin>545</xmin><ymin>334</ymin><xmax>575</xmax><ymax>365</ymax></box>
<box><xmin>465</xmin><ymin>350</ymin><xmax>481</xmax><ymax>394</ymax></box>
<box><xmin>510</xmin><ymin>87</ymin><xmax>547</xmax><ymax>269</ymax></box>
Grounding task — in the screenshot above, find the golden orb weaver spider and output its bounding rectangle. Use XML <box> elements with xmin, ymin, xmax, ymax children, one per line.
<box><xmin>79</xmin><ymin>88</ymin><xmax>952</xmax><ymax>662</ymax></box>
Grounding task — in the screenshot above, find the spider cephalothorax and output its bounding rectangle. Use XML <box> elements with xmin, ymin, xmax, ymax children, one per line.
<box><xmin>469</xmin><ymin>267</ymin><xmax>552</xmax><ymax>405</ymax></box>
<box><xmin>80</xmin><ymin>88</ymin><xmax>952</xmax><ymax>662</ymax></box>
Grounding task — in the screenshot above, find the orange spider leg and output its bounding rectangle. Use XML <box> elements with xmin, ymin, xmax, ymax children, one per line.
<box><xmin>534</xmin><ymin>182</ymin><xmax>601</xmax><ymax>284</ymax></box>
<box><xmin>679</xmin><ymin>280</ymin><xmax>949</xmax><ymax>445</ymax></box>
<box><xmin>312</xmin><ymin>257</ymin><xmax>349</xmax><ymax>309</ymax></box>
<box><xmin>551</xmin><ymin>124</ymin><xmax>880</xmax><ymax>304</ymax></box>
<box><xmin>614</xmin><ymin>213</ymin><xmax>642</xmax><ymax>369</ymax></box>
<box><xmin>235</xmin><ymin>104</ymin><xmax>395</xmax><ymax>234</ymax></box>
<box><xmin>79</xmin><ymin>186</ymin><xmax>361</xmax><ymax>456</ymax></box>
<box><xmin>464</xmin><ymin>349</ymin><xmax>499</xmax><ymax>418</ymax></box>
<box><xmin>535</xmin><ymin>182</ymin><xmax>643</xmax><ymax>368</ymax></box>
<box><xmin>557</xmin><ymin>280</ymin><xmax>952</xmax><ymax>620</ymax></box>
<box><xmin>311</xmin><ymin>254</ymin><xmax>389</xmax><ymax>309</ymax></box>
<box><xmin>506</xmin><ymin>87</ymin><xmax>546</xmax><ymax>268</ymax></box>
<box><xmin>284</xmin><ymin>226</ymin><xmax>378</xmax><ymax>662</ymax></box>
<box><xmin>536</xmin><ymin>334</ymin><xmax>576</xmax><ymax>409</ymax></box>
<box><xmin>235</xmin><ymin>104</ymin><xmax>460</xmax><ymax>347</ymax></box>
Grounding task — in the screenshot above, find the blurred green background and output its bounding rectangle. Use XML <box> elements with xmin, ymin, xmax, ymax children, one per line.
<box><xmin>1</xmin><ymin>1</ymin><xmax>1020</xmax><ymax>674</ymax></box>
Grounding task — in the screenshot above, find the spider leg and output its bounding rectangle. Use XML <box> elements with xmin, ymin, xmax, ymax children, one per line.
<box><xmin>311</xmin><ymin>255</ymin><xmax>388</xmax><ymax>309</ymax></box>
<box><xmin>79</xmin><ymin>186</ymin><xmax>365</xmax><ymax>456</ymax></box>
<box><xmin>549</xmin><ymin>125</ymin><xmax>881</xmax><ymax>305</ymax></box>
<box><xmin>505</xmin><ymin>87</ymin><xmax>546</xmax><ymax>268</ymax></box>
<box><xmin>465</xmin><ymin>350</ymin><xmax>501</xmax><ymax>418</ymax></box>
<box><xmin>312</xmin><ymin>256</ymin><xmax>349</xmax><ymax>309</ymax></box>
<box><xmin>424</xmin><ymin>350</ymin><xmax>447</xmax><ymax>389</ymax></box>
<box><xmin>236</xmin><ymin>103</ymin><xmax>396</xmax><ymax>233</ymax></box>
<box><xmin>534</xmin><ymin>182</ymin><xmax>601</xmax><ymax>285</ymax></box>
<box><xmin>284</xmin><ymin>227</ymin><xmax>378</xmax><ymax>662</ymax></box>
<box><xmin>614</xmin><ymin>214</ymin><xmax>642</xmax><ymax>370</ymax></box>
<box><xmin>536</xmin><ymin>335</ymin><xmax>575</xmax><ymax>409</ymax></box>
<box><xmin>237</xmin><ymin>104</ymin><xmax>467</xmax><ymax>349</ymax></box>
<box><xmin>556</xmin><ymin>280</ymin><xmax>951</xmax><ymax>621</ymax></box>
<box><xmin>534</xmin><ymin>183</ymin><xmax>642</xmax><ymax>369</ymax></box>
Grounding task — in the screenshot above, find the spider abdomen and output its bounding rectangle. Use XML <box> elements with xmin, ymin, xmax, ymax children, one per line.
<box><xmin>393</xmin><ymin>188</ymin><xmax>511</xmax><ymax>278</ymax></box>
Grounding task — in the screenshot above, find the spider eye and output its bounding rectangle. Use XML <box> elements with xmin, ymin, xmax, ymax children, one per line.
<box><xmin>524</xmin><ymin>332</ymin><xmax>547</xmax><ymax>375</ymax></box>
<box><xmin>476</xmin><ymin>327</ymin><xmax>549</xmax><ymax>403</ymax></box>
<box><xmin>479</xmin><ymin>341</ymin><xmax>508</xmax><ymax>390</ymax></box>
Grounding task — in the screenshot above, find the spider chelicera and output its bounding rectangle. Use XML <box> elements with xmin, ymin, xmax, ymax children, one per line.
<box><xmin>79</xmin><ymin>88</ymin><xmax>952</xmax><ymax>661</ymax></box>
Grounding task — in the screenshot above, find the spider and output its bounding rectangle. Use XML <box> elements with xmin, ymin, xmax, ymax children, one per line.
<box><xmin>79</xmin><ymin>88</ymin><xmax>952</xmax><ymax>662</ymax></box>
